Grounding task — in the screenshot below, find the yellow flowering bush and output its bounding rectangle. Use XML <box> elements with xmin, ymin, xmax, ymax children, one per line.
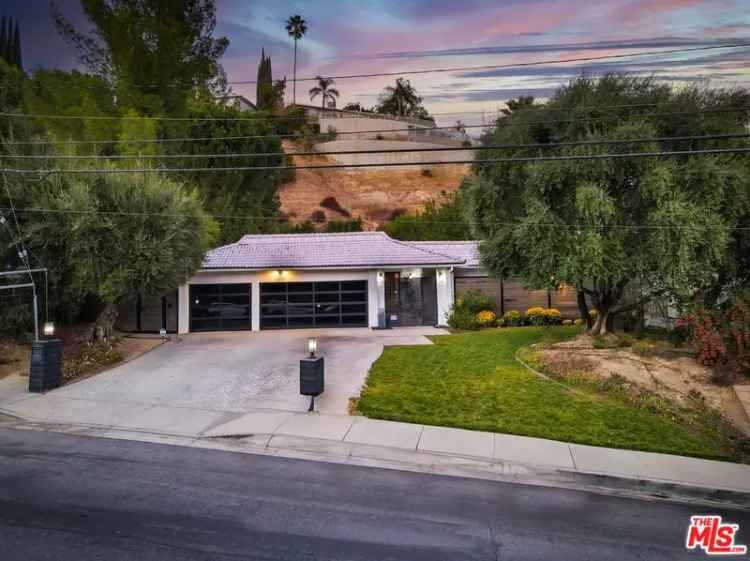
<box><xmin>524</xmin><ymin>306</ymin><xmax>546</xmax><ymax>325</ymax></box>
<box><xmin>589</xmin><ymin>308</ymin><xmax>599</xmax><ymax>320</ymax></box>
<box><xmin>542</xmin><ymin>308</ymin><xmax>562</xmax><ymax>325</ymax></box>
<box><xmin>475</xmin><ymin>310</ymin><xmax>497</xmax><ymax>326</ymax></box>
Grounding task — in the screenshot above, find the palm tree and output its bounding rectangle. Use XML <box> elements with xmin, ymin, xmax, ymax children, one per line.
<box><xmin>381</xmin><ymin>78</ymin><xmax>420</xmax><ymax>116</ymax></box>
<box><xmin>309</xmin><ymin>76</ymin><xmax>339</xmax><ymax>109</ymax></box>
<box><xmin>285</xmin><ymin>14</ymin><xmax>307</xmax><ymax>105</ymax></box>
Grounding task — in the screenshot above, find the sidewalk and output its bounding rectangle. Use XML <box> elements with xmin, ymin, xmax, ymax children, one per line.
<box><xmin>2</xmin><ymin>388</ymin><xmax>749</xmax><ymax>507</ymax></box>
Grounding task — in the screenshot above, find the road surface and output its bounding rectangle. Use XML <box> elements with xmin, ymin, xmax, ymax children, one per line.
<box><xmin>0</xmin><ymin>428</ymin><xmax>746</xmax><ymax>560</ymax></box>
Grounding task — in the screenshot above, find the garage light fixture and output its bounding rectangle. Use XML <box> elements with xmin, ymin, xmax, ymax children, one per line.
<box><xmin>43</xmin><ymin>322</ymin><xmax>55</xmax><ymax>337</ymax></box>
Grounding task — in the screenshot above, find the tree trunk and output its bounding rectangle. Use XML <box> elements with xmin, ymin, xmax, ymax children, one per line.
<box><xmin>90</xmin><ymin>303</ymin><xmax>119</xmax><ymax>344</ymax></box>
<box><xmin>576</xmin><ymin>288</ymin><xmax>590</xmax><ymax>328</ymax></box>
<box><xmin>292</xmin><ymin>39</ymin><xmax>297</xmax><ymax>105</ymax></box>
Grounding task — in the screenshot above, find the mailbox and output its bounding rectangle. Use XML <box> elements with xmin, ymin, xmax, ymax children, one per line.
<box><xmin>300</xmin><ymin>356</ymin><xmax>324</xmax><ymax>397</ymax></box>
<box><xmin>28</xmin><ymin>339</ymin><xmax>63</xmax><ymax>393</ymax></box>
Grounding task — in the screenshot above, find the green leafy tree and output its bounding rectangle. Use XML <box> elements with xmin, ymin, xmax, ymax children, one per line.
<box><xmin>24</xmin><ymin>69</ymin><xmax>119</xmax><ymax>151</ymax></box>
<box><xmin>464</xmin><ymin>75</ymin><xmax>750</xmax><ymax>334</ymax></box>
<box><xmin>52</xmin><ymin>0</ymin><xmax>229</xmax><ymax>117</ymax></box>
<box><xmin>385</xmin><ymin>191</ymin><xmax>471</xmax><ymax>241</ymax></box>
<box><xmin>377</xmin><ymin>78</ymin><xmax>433</xmax><ymax>122</ymax></box>
<box><xmin>325</xmin><ymin>218</ymin><xmax>363</xmax><ymax>233</ymax></box>
<box><xmin>117</xmin><ymin>109</ymin><xmax>160</xmax><ymax>156</ymax></box>
<box><xmin>169</xmin><ymin>98</ymin><xmax>289</xmax><ymax>242</ymax></box>
<box><xmin>285</xmin><ymin>14</ymin><xmax>306</xmax><ymax>105</ymax></box>
<box><xmin>501</xmin><ymin>95</ymin><xmax>535</xmax><ymax>116</ymax></box>
<box><xmin>24</xmin><ymin>170</ymin><xmax>216</xmax><ymax>340</ymax></box>
<box><xmin>309</xmin><ymin>76</ymin><xmax>339</xmax><ymax>109</ymax></box>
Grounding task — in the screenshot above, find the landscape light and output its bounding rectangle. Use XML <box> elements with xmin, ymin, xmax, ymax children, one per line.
<box><xmin>307</xmin><ymin>337</ymin><xmax>317</xmax><ymax>358</ymax></box>
<box><xmin>43</xmin><ymin>322</ymin><xmax>55</xmax><ymax>337</ymax></box>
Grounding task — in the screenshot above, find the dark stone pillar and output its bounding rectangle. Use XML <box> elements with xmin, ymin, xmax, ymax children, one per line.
<box><xmin>28</xmin><ymin>339</ymin><xmax>63</xmax><ymax>393</ymax></box>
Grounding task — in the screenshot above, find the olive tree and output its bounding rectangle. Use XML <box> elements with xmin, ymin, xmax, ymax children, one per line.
<box><xmin>26</xmin><ymin>170</ymin><xmax>217</xmax><ymax>341</ymax></box>
<box><xmin>465</xmin><ymin>75</ymin><xmax>750</xmax><ymax>334</ymax></box>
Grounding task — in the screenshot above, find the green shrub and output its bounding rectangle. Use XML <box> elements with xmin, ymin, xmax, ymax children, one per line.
<box><xmin>446</xmin><ymin>304</ymin><xmax>478</xmax><ymax>330</ymax></box>
<box><xmin>632</xmin><ymin>339</ymin><xmax>653</xmax><ymax>356</ymax></box>
<box><xmin>500</xmin><ymin>310</ymin><xmax>522</xmax><ymax>327</ymax></box>
<box><xmin>617</xmin><ymin>333</ymin><xmax>635</xmax><ymax>347</ymax></box>
<box><xmin>592</xmin><ymin>334</ymin><xmax>608</xmax><ymax>349</ymax></box>
<box><xmin>0</xmin><ymin>302</ymin><xmax>34</xmax><ymax>339</ymax></box>
<box><xmin>460</xmin><ymin>290</ymin><xmax>495</xmax><ymax>315</ymax></box>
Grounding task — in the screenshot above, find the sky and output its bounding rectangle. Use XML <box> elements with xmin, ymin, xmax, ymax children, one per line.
<box><xmin>3</xmin><ymin>0</ymin><xmax>750</xmax><ymax>126</ymax></box>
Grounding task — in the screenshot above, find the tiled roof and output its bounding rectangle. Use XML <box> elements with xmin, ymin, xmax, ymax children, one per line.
<box><xmin>202</xmin><ymin>232</ymin><xmax>465</xmax><ymax>269</ymax></box>
<box><xmin>408</xmin><ymin>241</ymin><xmax>480</xmax><ymax>268</ymax></box>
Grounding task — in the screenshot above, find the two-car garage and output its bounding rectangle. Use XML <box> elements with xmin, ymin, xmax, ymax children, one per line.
<box><xmin>189</xmin><ymin>280</ymin><xmax>369</xmax><ymax>332</ymax></box>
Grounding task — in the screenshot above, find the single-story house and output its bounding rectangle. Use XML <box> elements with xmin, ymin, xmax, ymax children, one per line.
<box><xmin>115</xmin><ymin>232</ymin><xmax>578</xmax><ymax>334</ymax></box>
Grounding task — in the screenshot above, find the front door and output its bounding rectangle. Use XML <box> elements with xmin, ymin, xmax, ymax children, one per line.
<box><xmin>385</xmin><ymin>272</ymin><xmax>424</xmax><ymax>326</ymax></box>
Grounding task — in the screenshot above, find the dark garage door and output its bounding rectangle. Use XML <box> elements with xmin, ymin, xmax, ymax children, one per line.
<box><xmin>190</xmin><ymin>284</ymin><xmax>251</xmax><ymax>332</ymax></box>
<box><xmin>261</xmin><ymin>281</ymin><xmax>368</xmax><ymax>329</ymax></box>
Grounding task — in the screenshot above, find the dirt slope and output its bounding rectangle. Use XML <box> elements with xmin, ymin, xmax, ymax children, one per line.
<box><xmin>278</xmin><ymin>141</ymin><xmax>469</xmax><ymax>229</ymax></box>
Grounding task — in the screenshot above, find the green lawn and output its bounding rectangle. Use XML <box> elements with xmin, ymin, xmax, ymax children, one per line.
<box><xmin>357</xmin><ymin>327</ymin><xmax>749</xmax><ymax>463</ymax></box>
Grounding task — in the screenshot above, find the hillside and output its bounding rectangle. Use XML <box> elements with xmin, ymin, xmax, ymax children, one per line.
<box><xmin>278</xmin><ymin>141</ymin><xmax>469</xmax><ymax>229</ymax></box>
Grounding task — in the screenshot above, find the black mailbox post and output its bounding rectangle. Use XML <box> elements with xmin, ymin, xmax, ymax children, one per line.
<box><xmin>28</xmin><ymin>339</ymin><xmax>63</xmax><ymax>392</ymax></box>
<box><xmin>300</xmin><ymin>356</ymin><xmax>324</xmax><ymax>396</ymax></box>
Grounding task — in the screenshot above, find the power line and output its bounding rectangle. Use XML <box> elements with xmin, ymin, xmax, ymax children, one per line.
<box><xmin>3</xmin><ymin>106</ymin><xmax>749</xmax><ymax>147</ymax></box>
<box><xmin>3</xmin><ymin>205</ymin><xmax>749</xmax><ymax>230</ymax></box>
<box><xmin>225</xmin><ymin>42</ymin><xmax>750</xmax><ymax>84</ymax></box>
<box><xmin>3</xmin><ymin>132</ymin><xmax>748</xmax><ymax>161</ymax></box>
<box><xmin>2</xmin><ymin>147</ymin><xmax>749</xmax><ymax>175</ymax></box>
<box><xmin>5</xmin><ymin>97</ymin><xmax>749</xmax><ymax>123</ymax></box>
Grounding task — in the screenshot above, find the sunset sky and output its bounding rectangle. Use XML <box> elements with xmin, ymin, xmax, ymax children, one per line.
<box><xmin>4</xmin><ymin>0</ymin><xmax>750</xmax><ymax>125</ymax></box>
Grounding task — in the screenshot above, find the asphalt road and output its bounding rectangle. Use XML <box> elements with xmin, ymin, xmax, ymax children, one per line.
<box><xmin>0</xmin><ymin>428</ymin><xmax>747</xmax><ymax>561</ymax></box>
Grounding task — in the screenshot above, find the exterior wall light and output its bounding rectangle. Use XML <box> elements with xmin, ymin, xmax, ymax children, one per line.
<box><xmin>43</xmin><ymin>322</ymin><xmax>55</xmax><ymax>337</ymax></box>
<box><xmin>307</xmin><ymin>337</ymin><xmax>317</xmax><ymax>358</ymax></box>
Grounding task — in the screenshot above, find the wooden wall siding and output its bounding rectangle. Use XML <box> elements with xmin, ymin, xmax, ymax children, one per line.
<box><xmin>115</xmin><ymin>299</ymin><xmax>138</xmax><ymax>332</ymax></box>
<box><xmin>115</xmin><ymin>291</ymin><xmax>178</xmax><ymax>333</ymax></box>
<box><xmin>455</xmin><ymin>277</ymin><xmax>579</xmax><ymax>318</ymax></box>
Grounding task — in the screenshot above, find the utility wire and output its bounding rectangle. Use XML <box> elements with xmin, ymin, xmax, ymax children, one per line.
<box><xmin>225</xmin><ymin>42</ymin><xmax>750</xmax><ymax>84</ymax></box>
<box><xmin>3</xmin><ymin>132</ymin><xmax>748</xmax><ymax>161</ymax></box>
<box><xmin>3</xmin><ymin>106</ymin><xmax>749</xmax><ymax>147</ymax></box>
<box><xmin>2</xmin><ymin>147</ymin><xmax>749</xmax><ymax>175</ymax></box>
<box><xmin>4</xmin><ymin>98</ymin><xmax>749</xmax><ymax>123</ymax></box>
<box><xmin>122</xmin><ymin>42</ymin><xmax>750</xmax><ymax>89</ymax></box>
<box><xmin>3</xmin><ymin>205</ymin><xmax>749</xmax><ymax>230</ymax></box>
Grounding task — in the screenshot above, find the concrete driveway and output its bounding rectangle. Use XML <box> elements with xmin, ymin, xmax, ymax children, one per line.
<box><xmin>37</xmin><ymin>327</ymin><xmax>445</xmax><ymax>415</ymax></box>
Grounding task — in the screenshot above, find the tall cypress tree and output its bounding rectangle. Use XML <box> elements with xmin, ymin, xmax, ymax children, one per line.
<box><xmin>12</xmin><ymin>20</ymin><xmax>21</xmax><ymax>70</ymax></box>
<box><xmin>256</xmin><ymin>47</ymin><xmax>265</xmax><ymax>106</ymax></box>
<box><xmin>0</xmin><ymin>17</ymin><xmax>7</xmax><ymax>65</ymax></box>
<box><xmin>255</xmin><ymin>48</ymin><xmax>274</xmax><ymax>110</ymax></box>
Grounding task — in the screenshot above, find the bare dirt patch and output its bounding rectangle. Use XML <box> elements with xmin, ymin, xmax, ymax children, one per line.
<box><xmin>0</xmin><ymin>329</ymin><xmax>163</xmax><ymax>384</ymax></box>
<box><xmin>0</xmin><ymin>340</ymin><xmax>30</xmax><ymax>379</ymax></box>
<box><xmin>278</xmin><ymin>142</ymin><xmax>468</xmax><ymax>229</ymax></box>
<box><xmin>538</xmin><ymin>334</ymin><xmax>750</xmax><ymax>435</ymax></box>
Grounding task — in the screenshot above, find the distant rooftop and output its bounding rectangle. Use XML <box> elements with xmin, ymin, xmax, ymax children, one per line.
<box><xmin>202</xmin><ymin>232</ymin><xmax>466</xmax><ymax>270</ymax></box>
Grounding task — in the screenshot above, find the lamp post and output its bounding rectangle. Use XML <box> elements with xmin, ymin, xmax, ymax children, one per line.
<box><xmin>300</xmin><ymin>337</ymin><xmax>324</xmax><ymax>411</ymax></box>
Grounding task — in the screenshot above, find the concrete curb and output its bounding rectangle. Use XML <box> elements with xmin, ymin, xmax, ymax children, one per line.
<box><xmin>2</xmin><ymin>414</ymin><xmax>748</xmax><ymax>511</ymax></box>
